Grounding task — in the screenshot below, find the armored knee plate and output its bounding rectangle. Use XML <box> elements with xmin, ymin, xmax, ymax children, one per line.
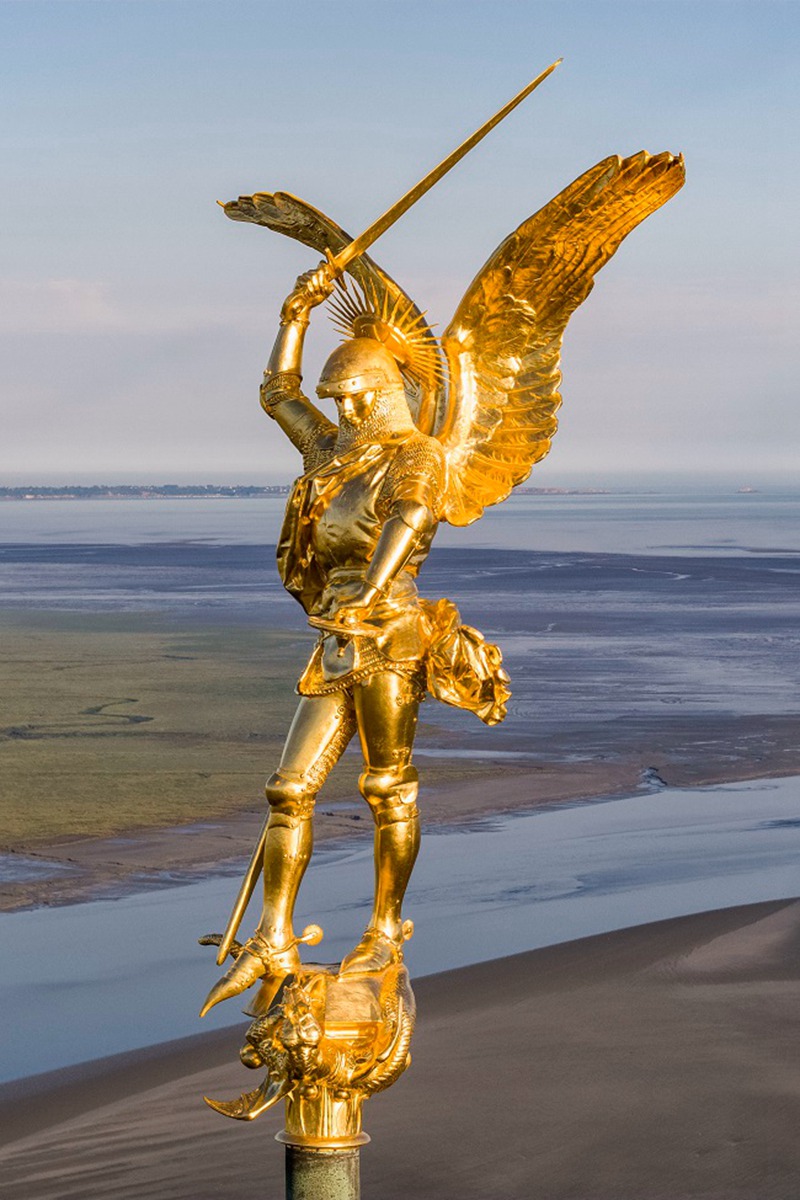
<box><xmin>265</xmin><ymin>771</ymin><xmax>316</xmax><ymax>821</ymax></box>
<box><xmin>359</xmin><ymin>763</ymin><xmax>419</xmax><ymax>824</ymax></box>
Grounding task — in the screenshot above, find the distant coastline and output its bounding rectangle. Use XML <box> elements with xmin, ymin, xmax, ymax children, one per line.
<box><xmin>0</xmin><ymin>484</ymin><xmax>291</xmax><ymax>501</ymax></box>
<box><xmin>0</xmin><ymin>484</ymin><xmax>613</xmax><ymax>501</ymax></box>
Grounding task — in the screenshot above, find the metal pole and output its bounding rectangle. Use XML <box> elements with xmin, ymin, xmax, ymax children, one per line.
<box><xmin>285</xmin><ymin>1145</ymin><xmax>360</xmax><ymax>1200</ymax></box>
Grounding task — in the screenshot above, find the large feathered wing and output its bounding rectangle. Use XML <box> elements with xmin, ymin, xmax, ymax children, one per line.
<box><xmin>437</xmin><ymin>151</ymin><xmax>685</xmax><ymax>526</ymax></box>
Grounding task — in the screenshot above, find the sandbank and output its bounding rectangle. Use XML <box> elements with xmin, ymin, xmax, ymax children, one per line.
<box><xmin>0</xmin><ymin>898</ymin><xmax>798</xmax><ymax>1198</ymax></box>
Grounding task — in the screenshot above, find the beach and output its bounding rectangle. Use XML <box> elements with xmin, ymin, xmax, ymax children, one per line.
<box><xmin>3</xmin><ymin>0</ymin><xmax>798</xmax><ymax>1188</ymax></box>
<box><xmin>1</xmin><ymin>898</ymin><xmax>798</xmax><ymax>1199</ymax></box>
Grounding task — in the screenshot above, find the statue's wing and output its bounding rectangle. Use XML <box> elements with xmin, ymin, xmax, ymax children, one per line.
<box><xmin>437</xmin><ymin>151</ymin><xmax>685</xmax><ymax>525</ymax></box>
<box><xmin>223</xmin><ymin>191</ymin><xmax>446</xmax><ymax>434</ymax></box>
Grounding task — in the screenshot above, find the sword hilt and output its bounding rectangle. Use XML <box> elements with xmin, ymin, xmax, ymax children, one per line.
<box><xmin>308</xmin><ymin>613</ymin><xmax>381</xmax><ymax>638</ymax></box>
<box><xmin>199</xmin><ymin>924</ymin><xmax>324</xmax><ymax>964</ymax></box>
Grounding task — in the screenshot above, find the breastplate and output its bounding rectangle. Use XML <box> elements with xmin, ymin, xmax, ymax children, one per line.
<box><xmin>311</xmin><ymin>473</ymin><xmax>384</xmax><ymax>573</ymax></box>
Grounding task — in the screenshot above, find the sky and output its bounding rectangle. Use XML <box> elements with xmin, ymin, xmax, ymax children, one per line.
<box><xmin>2</xmin><ymin>0</ymin><xmax>798</xmax><ymax>485</ymax></box>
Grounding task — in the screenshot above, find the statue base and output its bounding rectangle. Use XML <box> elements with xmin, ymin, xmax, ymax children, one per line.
<box><xmin>204</xmin><ymin>959</ymin><xmax>415</xmax><ymax>1150</ymax></box>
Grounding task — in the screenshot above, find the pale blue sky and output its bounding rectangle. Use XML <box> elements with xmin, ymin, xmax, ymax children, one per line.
<box><xmin>2</xmin><ymin>1</ymin><xmax>798</xmax><ymax>483</ymax></box>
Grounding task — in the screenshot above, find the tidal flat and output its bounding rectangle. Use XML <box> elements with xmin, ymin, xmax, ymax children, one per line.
<box><xmin>1</xmin><ymin>494</ymin><xmax>799</xmax><ymax>1196</ymax></box>
<box><xmin>2</xmin><ymin>533</ymin><xmax>800</xmax><ymax>909</ymax></box>
<box><xmin>3</xmin><ymin>487</ymin><xmax>800</xmax><ymax>911</ymax></box>
<box><xmin>0</xmin><ymin>609</ymin><xmax>520</xmax><ymax>908</ymax></box>
<box><xmin>2</xmin><ymin>900</ymin><xmax>799</xmax><ymax>1200</ymax></box>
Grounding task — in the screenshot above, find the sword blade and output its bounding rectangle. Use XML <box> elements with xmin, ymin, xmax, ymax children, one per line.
<box><xmin>216</xmin><ymin>814</ymin><xmax>269</xmax><ymax>965</ymax></box>
<box><xmin>331</xmin><ymin>58</ymin><xmax>562</xmax><ymax>273</ymax></box>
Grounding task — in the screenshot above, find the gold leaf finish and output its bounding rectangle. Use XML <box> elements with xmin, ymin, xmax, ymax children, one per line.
<box><xmin>438</xmin><ymin>151</ymin><xmax>685</xmax><ymax>524</ymax></box>
<box><xmin>205</xmin><ymin>962</ymin><xmax>415</xmax><ymax>1146</ymax></box>
<box><xmin>223</xmin><ymin>191</ymin><xmax>446</xmax><ymax>433</ymax></box>
<box><xmin>208</xmin><ymin>78</ymin><xmax>684</xmax><ymax>1154</ymax></box>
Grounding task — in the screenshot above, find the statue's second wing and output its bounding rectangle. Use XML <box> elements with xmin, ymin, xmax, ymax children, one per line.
<box><xmin>437</xmin><ymin>151</ymin><xmax>685</xmax><ymax>525</ymax></box>
<box><xmin>223</xmin><ymin>192</ymin><xmax>445</xmax><ymax>434</ymax></box>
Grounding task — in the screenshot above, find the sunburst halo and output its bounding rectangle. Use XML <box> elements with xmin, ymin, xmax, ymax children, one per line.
<box><xmin>326</xmin><ymin>278</ymin><xmax>444</xmax><ymax>398</ymax></box>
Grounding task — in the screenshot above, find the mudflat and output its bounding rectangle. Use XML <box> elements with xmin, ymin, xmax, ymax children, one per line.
<box><xmin>1</xmin><ymin>899</ymin><xmax>797</xmax><ymax>1199</ymax></box>
<box><xmin>0</xmin><ymin>611</ymin><xmax>628</xmax><ymax>909</ymax></box>
<box><xmin>3</xmin><ymin>587</ymin><xmax>799</xmax><ymax>911</ymax></box>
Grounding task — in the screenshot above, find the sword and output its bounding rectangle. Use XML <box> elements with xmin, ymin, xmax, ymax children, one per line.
<box><xmin>212</xmin><ymin>813</ymin><xmax>269</xmax><ymax>965</ymax></box>
<box><xmin>321</xmin><ymin>58</ymin><xmax>562</xmax><ymax>277</ymax></box>
<box><xmin>214</xmin><ymin>60</ymin><xmax>561</xmax><ymax>958</ymax></box>
<box><xmin>222</xmin><ymin>58</ymin><xmax>562</xmax><ymax>275</ymax></box>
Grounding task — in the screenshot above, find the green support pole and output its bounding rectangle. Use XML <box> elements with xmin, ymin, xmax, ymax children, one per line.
<box><xmin>285</xmin><ymin>1145</ymin><xmax>361</xmax><ymax>1200</ymax></box>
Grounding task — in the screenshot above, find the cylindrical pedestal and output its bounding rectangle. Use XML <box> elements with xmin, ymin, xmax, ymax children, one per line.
<box><xmin>285</xmin><ymin>1145</ymin><xmax>360</xmax><ymax>1200</ymax></box>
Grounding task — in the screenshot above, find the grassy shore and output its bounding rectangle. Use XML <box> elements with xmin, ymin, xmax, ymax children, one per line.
<box><xmin>2</xmin><ymin>609</ymin><xmax>507</xmax><ymax>841</ymax></box>
<box><xmin>1</xmin><ymin>610</ymin><xmax>309</xmax><ymax>841</ymax></box>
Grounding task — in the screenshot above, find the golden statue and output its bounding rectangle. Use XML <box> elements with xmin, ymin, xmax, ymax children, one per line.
<box><xmin>199</xmin><ymin>64</ymin><xmax>684</xmax><ymax>1147</ymax></box>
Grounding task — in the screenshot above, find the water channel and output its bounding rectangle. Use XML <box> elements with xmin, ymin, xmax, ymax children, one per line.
<box><xmin>1</xmin><ymin>775</ymin><xmax>798</xmax><ymax>1083</ymax></box>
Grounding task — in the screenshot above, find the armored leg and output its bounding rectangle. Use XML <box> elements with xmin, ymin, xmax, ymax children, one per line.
<box><xmin>201</xmin><ymin>693</ymin><xmax>355</xmax><ymax>1015</ymax></box>
<box><xmin>259</xmin><ymin>693</ymin><xmax>356</xmax><ymax>939</ymax></box>
<box><xmin>258</xmin><ymin>773</ymin><xmax>315</xmax><ymax>947</ymax></box>
<box><xmin>341</xmin><ymin>672</ymin><xmax>421</xmax><ymax>973</ymax></box>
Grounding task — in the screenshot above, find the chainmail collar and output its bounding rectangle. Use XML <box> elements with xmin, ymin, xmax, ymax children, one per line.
<box><xmin>334</xmin><ymin>387</ymin><xmax>415</xmax><ymax>453</ymax></box>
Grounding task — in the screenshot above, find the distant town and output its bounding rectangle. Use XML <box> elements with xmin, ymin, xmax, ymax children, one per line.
<box><xmin>1</xmin><ymin>484</ymin><xmax>613</xmax><ymax>501</ymax></box>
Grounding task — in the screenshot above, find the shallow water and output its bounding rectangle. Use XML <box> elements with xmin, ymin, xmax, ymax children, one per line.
<box><xmin>0</xmin><ymin>855</ymin><xmax>75</xmax><ymax>885</ymax></box>
<box><xmin>2</xmin><ymin>489</ymin><xmax>798</xmax><ymax>1082</ymax></box>
<box><xmin>2</xmin><ymin>543</ymin><xmax>799</xmax><ymax>752</ymax></box>
<box><xmin>0</xmin><ymin>776</ymin><xmax>797</xmax><ymax>1084</ymax></box>
<box><xmin>2</xmin><ymin>487</ymin><xmax>800</xmax><ymax>556</ymax></box>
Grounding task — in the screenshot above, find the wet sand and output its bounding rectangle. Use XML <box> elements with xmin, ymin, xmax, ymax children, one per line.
<box><xmin>6</xmin><ymin>748</ymin><xmax>800</xmax><ymax>913</ymax></box>
<box><xmin>1</xmin><ymin>898</ymin><xmax>797</xmax><ymax>1199</ymax></box>
<box><xmin>0</xmin><ymin>758</ymin><xmax>645</xmax><ymax>910</ymax></box>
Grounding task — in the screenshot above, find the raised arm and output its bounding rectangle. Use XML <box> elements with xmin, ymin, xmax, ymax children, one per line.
<box><xmin>259</xmin><ymin>267</ymin><xmax>338</xmax><ymax>463</ymax></box>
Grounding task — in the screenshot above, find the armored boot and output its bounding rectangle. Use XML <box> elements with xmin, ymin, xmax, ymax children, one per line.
<box><xmin>201</xmin><ymin>773</ymin><xmax>315</xmax><ymax>1016</ymax></box>
<box><xmin>340</xmin><ymin>764</ymin><xmax>420</xmax><ymax>974</ymax></box>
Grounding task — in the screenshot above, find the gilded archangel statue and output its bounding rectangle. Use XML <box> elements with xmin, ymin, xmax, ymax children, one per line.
<box><xmin>197</xmin><ymin>69</ymin><xmax>684</xmax><ymax>1146</ymax></box>
<box><xmin>200</xmin><ymin>143</ymin><xmax>684</xmax><ymax>1030</ymax></box>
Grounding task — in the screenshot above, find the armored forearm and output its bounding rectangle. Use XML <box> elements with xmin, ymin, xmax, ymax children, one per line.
<box><xmin>260</xmin><ymin>312</ymin><xmax>309</xmax><ymax>416</ymax></box>
<box><xmin>265</xmin><ymin>314</ymin><xmax>308</xmax><ymax>382</ymax></box>
<box><xmin>363</xmin><ymin>502</ymin><xmax>436</xmax><ymax>600</ymax></box>
<box><xmin>260</xmin><ymin>312</ymin><xmax>336</xmax><ymax>459</ymax></box>
<box><xmin>259</xmin><ymin>265</ymin><xmax>338</xmax><ymax>457</ymax></box>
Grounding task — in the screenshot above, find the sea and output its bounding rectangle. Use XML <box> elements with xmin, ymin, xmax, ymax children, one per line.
<box><xmin>3</xmin><ymin>480</ymin><xmax>800</xmax><ymax>555</ymax></box>
<box><xmin>0</xmin><ymin>481</ymin><xmax>798</xmax><ymax>1081</ymax></box>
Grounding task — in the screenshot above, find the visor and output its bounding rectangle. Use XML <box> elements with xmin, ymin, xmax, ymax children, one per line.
<box><xmin>316</xmin><ymin>368</ymin><xmax>389</xmax><ymax>398</ymax></box>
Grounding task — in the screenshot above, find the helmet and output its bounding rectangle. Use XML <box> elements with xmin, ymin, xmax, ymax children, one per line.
<box><xmin>316</xmin><ymin>338</ymin><xmax>404</xmax><ymax>399</ymax></box>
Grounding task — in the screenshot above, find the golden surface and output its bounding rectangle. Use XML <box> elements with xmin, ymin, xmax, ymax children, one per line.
<box><xmin>438</xmin><ymin>151</ymin><xmax>685</xmax><ymax>524</ymax></box>
<box><xmin>203</xmin><ymin>76</ymin><xmax>684</xmax><ymax>1145</ymax></box>
<box><xmin>204</xmin><ymin>962</ymin><xmax>415</xmax><ymax>1146</ymax></box>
